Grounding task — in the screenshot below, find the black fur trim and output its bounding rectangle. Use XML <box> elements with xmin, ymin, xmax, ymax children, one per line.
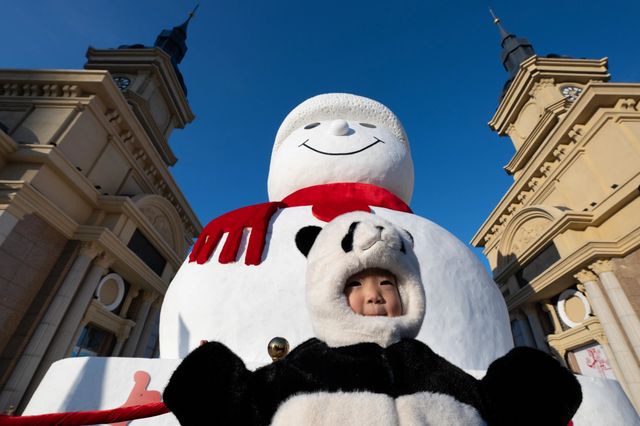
<box><xmin>164</xmin><ymin>339</ymin><xmax>582</xmax><ymax>426</ymax></box>
<box><xmin>295</xmin><ymin>226</ymin><xmax>322</xmax><ymax>257</ymax></box>
<box><xmin>250</xmin><ymin>338</ymin><xmax>487</xmax><ymax>423</ymax></box>
<box><xmin>163</xmin><ymin>342</ymin><xmax>257</xmax><ymax>425</ymax></box>
<box><xmin>341</xmin><ymin>221</ymin><xmax>360</xmax><ymax>252</ymax></box>
<box><xmin>480</xmin><ymin>346</ymin><xmax>582</xmax><ymax>426</ymax></box>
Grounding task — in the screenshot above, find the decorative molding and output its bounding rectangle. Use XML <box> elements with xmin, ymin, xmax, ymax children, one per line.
<box><xmin>94</xmin><ymin>251</ymin><xmax>115</xmax><ymax>270</ymax></box>
<box><xmin>0</xmin><ymin>70</ymin><xmax>202</xmax><ymax>239</ymax></box>
<box><xmin>557</xmin><ymin>289</ymin><xmax>592</xmax><ymax>328</ymax></box>
<box><xmin>74</xmin><ymin>225</ymin><xmax>168</xmax><ymax>295</ymax></box>
<box><xmin>98</xmin><ymin>195</ymin><xmax>184</xmax><ymax>266</ymax></box>
<box><xmin>474</xmin><ymin>84</ymin><xmax>640</xmax><ymax>249</ymax></box>
<box><xmin>2</xmin><ymin>82</ymin><xmax>83</xmax><ymax>98</ymax></box>
<box><xmin>511</xmin><ymin>218</ymin><xmax>549</xmax><ymax>254</ymax></box>
<box><xmin>573</xmin><ymin>269</ymin><xmax>597</xmax><ymax>284</ymax></box>
<box><xmin>497</xmin><ymin>205</ymin><xmax>564</xmax><ymax>268</ymax></box>
<box><xmin>79</xmin><ymin>241</ymin><xmax>102</xmax><ymax>259</ymax></box>
<box><xmin>546</xmin><ymin>317</ymin><xmax>604</xmax><ymax>353</ymax></box>
<box><xmin>529</xmin><ymin>78</ymin><xmax>556</xmax><ymax>98</ymax></box>
<box><xmin>589</xmin><ymin>259</ymin><xmax>614</xmax><ymax>274</ymax></box>
<box><xmin>614</xmin><ymin>98</ymin><xmax>638</xmax><ymax>111</ymax></box>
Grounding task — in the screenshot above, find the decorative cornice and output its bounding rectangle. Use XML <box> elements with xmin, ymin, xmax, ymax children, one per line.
<box><xmin>73</xmin><ymin>225</ymin><xmax>168</xmax><ymax>295</ymax></box>
<box><xmin>94</xmin><ymin>251</ymin><xmax>116</xmax><ymax>270</ymax></box>
<box><xmin>0</xmin><ymin>70</ymin><xmax>202</xmax><ymax>238</ymax></box>
<box><xmin>589</xmin><ymin>259</ymin><xmax>614</xmax><ymax>274</ymax></box>
<box><xmin>79</xmin><ymin>241</ymin><xmax>103</xmax><ymax>259</ymax></box>
<box><xmin>504</xmin><ymin>97</ymin><xmax>568</xmax><ymax>175</ymax></box>
<box><xmin>504</xmin><ymin>224</ymin><xmax>640</xmax><ymax>310</ymax></box>
<box><xmin>473</xmin><ymin>84</ymin><xmax>640</xmax><ymax>249</ymax></box>
<box><xmin>84</xmin><ymin>47</ymin><xmax>195</xmax><ymax>126</ymax></box>
<box><xmin>489</xmin><ymin>56</ymin><xmax>610</xmax><ymax>135</ymax></box>
<box><xmin>98</xmin><ymin>195</ymin><xmax>183</xmax><ymax>266</ymax></box>
<box><xmin>574</xmin><ymin>269</ymin><xmax>597</xmax><ymax>284</ymax></box>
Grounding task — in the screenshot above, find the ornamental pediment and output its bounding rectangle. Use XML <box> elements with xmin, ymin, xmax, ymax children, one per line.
<box><xmin>498</xmin><ymin>205</ymin><xmax>565</xmax><ymax>267</ymax></box>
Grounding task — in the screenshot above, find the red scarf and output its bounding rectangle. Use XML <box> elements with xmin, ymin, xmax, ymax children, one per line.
<box><xmin>189</xmin><ymin>183</ymin><xmax>412</xmax><ymax>265</ymax></box>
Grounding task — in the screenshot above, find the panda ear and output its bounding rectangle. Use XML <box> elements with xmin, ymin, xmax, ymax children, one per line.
<box><xmin>295</xmin><ymin>226</ymin><xmax>322</xmax><ymax>257</ymax></box>
<box><xmin>403</xmin><ymin>229</ymin><xmax>414</xmax><ymax>247</ymax></box>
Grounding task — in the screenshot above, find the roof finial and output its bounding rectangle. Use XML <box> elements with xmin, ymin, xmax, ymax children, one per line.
<box><xmin>189</xmin><ymin>4</ymin><xmax>200</xmax><ymax>19</ymax></box>
<box><xmin>489</xmin><ymin>8</ymin><xmax>500</xmax><ymax>25</ymax></box>
<box><xmin>489</xmin><ymin>8</ymin><xmax>511</xmax><ymax>41</ymax></box>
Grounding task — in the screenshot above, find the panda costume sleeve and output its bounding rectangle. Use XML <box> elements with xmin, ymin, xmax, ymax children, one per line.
<box><xmin>164</xmin><ymin>212</ymin><xmax>582</xmax><ymax>426</ymax></box>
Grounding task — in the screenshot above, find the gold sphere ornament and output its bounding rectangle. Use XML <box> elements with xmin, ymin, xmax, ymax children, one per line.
<box><xmin>267</xmin><ymin>337</ymin><xmax>290</xmax><ymax>362</ymax></box>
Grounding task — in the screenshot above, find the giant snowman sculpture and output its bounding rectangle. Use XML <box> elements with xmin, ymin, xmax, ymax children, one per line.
<box><xmin>160</xmin><ymin>93</ymin><xmax>512</xmax><ymax>370</ymax></box>
<box><xmin>23</xmin><ymin>94</ymin><xmax>639</xmax><ymax>425</ymax></box>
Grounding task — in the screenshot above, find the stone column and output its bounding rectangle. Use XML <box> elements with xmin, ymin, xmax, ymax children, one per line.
<box><xmin>118</xmin><ymin>285</ymin><xmax>140</xmax><ymax>318</ymax></box>
<box><xmin>46</xmin><ymin>252</ymin><xmax>114</xmax><ymax>361</ymax></box>
<box><xmin>522</xmin><ymin>304</ymin><xmax>549</xmax><ymax>352</ymax></box>
<box><xmin>542</xmin><ymin>300</ymin><xmax>563</xmax><ymax>335</ymax></box>
<box><xmin>0</xmin><ymin>242</ymin><xmax>100</xmax><ymax>411</ymax></box>
<box><xmin>576</xmin><ymin>269</ymin><xmax>640</xmax><ymax>411</ymax></box>
<box><xmin>112</xmin><ymin>325</ymin><xmax>133</xmax><ymax>357</ymax></box>
<box><xmin>590</xmin><ymin>259</ymin><xmax>640</xmax><ymax>361</ymax></box>
<box><xmin>134</xmin><ymin>300</ymin><xmax>162</xmax><ymax>357</ymax></box>
<box><xmin>121</xmin><ymin>291</ymin><xmax>157</xmax><ymax>357</ymax></box>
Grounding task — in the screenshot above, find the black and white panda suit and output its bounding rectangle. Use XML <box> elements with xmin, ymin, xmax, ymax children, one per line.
<box><xmin>163</xmin><ymin>212</ymin><xmax>581</xmax><ymax>425</ymax></box>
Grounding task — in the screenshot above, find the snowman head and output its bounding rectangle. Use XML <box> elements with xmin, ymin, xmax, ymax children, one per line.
<box><xmin>267</xmin><ymin>93</ymin><xmax>414</xmax><ymax>203</ymax></box>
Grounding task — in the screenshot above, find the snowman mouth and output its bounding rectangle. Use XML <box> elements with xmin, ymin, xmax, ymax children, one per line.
<box><xmin>298</xmin><ymin>137</ymin><xmax>385</xmax><ymax>156</ymax></box>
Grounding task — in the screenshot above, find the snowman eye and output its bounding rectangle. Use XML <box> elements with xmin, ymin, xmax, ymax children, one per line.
<box><xmin>304</xmin><ymin>122</ymin><xmax>321</xmax><ymax>129</ymax></box>
<box><xmin>359</xmin><ymin>123</ymin><xmax>376</xmax><ymax>128</ymax></box>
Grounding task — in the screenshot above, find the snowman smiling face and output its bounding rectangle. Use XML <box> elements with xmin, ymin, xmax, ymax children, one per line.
<box><xmin>298</xmin><ymin>119</ymin><xmax>385</xmax><ymax>156</ymax></box>
<box><xmin>267</xmin><ymin>106</ymin><xmax>414</xmax><ymax>203</ymax></box>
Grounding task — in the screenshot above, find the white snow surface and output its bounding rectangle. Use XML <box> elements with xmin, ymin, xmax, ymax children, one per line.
<box><xmin>159</xmin><ymin>206</ymin><xmax>513</xmax><ymax>370</ymax></box>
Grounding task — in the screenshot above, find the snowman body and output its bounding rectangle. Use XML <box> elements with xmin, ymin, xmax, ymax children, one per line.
<box><xmin>159</xmin><ymin>93</ymin><xmax>513</xmax><ymax>370</ymax></box>
<box><xmin>160</xmin><ymin>205</ymin><xmax>513</xmax><ymax>369</ymax></box>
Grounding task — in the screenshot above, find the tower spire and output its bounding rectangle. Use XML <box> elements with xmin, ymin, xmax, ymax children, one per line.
<box><xmin>152</xmin><ymin>5</ymin><xmax>199</xmax><ymax>95</ymax></box>
<box><xmin>489</xmin><ymin>9</ymin><xmax>535</xmax><ymax>79</ymax></box>
<box><xmin>154</xmin><ymin>5</ymin><xmax>199</xmax><ymax>66</ymax></box>
<box><xmin>489</xmin><ymin>9</ymin><xmax>510</xmax><ymax>42</ymax></box>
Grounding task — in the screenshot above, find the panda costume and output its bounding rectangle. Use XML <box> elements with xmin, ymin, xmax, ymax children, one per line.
<box><xmin>163</xmin><ymin>212</ymin><xmax>582</xmax><ymax>425</ymax></box>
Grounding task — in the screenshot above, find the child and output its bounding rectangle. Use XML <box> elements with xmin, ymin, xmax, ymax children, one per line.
<box><xmin>164</xmin><ymin>212</ymin><xmax>581</xmax><ymax>426</ymax></box>
<box><xmin>343</xmin><ymin>268</ymin><xmax>402</xmax><ymax>318</ymax></box>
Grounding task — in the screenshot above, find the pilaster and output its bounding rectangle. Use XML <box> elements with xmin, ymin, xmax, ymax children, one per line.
<box><xmin>575</xmin><ymin>269</ymin><xmax>640</xmax><ymax>410</ymax></box>
<box><xmin>121</xmin><ymin>291</ymin><xmax>157</xmax><ymax>357</ymax></box>
<box><xmin>0</xmin><ymin>242</ymin><xmax>100</xmax><ymax>411</ymax></box>
<box><xmin>590</xmin><ymin>259</ymin><xmax>640</xmax><ymax>361</ymax></box>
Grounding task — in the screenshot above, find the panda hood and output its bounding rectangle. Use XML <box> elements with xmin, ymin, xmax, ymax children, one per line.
<box><xmin>296</xmin><ymin>212</ymin><xmax>425</xmax><ymax>348</ymax></box>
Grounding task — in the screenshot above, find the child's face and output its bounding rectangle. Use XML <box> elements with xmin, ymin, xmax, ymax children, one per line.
<box><xmin>343</xmin><ymin>269</ymin><xmax>402</xmax><ymax>317</ymax></box>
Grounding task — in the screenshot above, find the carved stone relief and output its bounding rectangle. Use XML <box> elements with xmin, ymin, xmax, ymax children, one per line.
<box><xmin>511</xmin><ymin>217</ymin><xmax>550</xmax><ymax>254</ymax></box>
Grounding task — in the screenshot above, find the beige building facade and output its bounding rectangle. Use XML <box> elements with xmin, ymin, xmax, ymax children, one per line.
<box><xmin>473</xmin><ymin>22</ymin><xmax>640</xmax><ymax>410</ymax></box>
<box><xmin>0</xmin><ymin>18</ymin><xmax>201</xmax><ymax>412</ymax></box>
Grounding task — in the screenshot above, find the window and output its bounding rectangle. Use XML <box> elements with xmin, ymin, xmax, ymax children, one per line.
<box><xmin>127</xmin><ymin>229</ymin><xmax>166</xmax><ymax>276</ymax></box>
<box><xmin>71</xmin><ymin>324</ymin><xmax>116</xmax><ymax>357</ymax></box>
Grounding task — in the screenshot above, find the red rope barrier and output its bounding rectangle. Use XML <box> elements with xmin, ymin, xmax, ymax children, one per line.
<box><xmin>0</xmin><ymin>401</ymin><xmax>169</xmax><ymax>425</ymax></box>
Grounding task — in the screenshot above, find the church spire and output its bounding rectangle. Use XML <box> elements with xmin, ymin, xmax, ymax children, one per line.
<box><xmin>154</xmin><ymin>5</ymin><xmax>199</xmax><ymax>66</ymax></box>
<box><xmin>490</xmin><ymin>9</ymin><xmax>535</xmax><ymax>78</ymax></box>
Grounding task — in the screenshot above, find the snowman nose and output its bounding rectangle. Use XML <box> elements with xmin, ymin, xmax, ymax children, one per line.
<box><xmin>329</xmin><ymin>119</ymin><xmax>350</xmax><ymax>136</ymax></box>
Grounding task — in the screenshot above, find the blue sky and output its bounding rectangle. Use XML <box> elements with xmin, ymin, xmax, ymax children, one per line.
<box><xmin>4</xmin><ymin>1</ymin><xmax>640</xmax><ymax>268</ymax></box>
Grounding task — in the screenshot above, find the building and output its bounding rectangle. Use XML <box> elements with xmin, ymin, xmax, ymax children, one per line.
<box><xmin>472</xmin><ymin>16</ymin><xmax>640</xmax><ymax>410</ymax></box>
<box><xmin>0</xmin><ymin>14</ymin><xmax>202</xmax><ymax>412</ymax></box>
